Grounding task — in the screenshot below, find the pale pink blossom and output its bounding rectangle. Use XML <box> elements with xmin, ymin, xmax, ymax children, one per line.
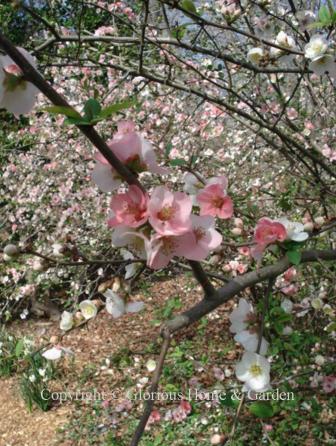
<box><xmin>92</xmin><ymin>121</ymin><xmax>168</xmax><ymax>192</ymax></box>
<box><xmin>322</xmin><ymin>376</ymin><xmax>336</xmax><ymax>393</ymax></box>
<box><xmin>108</xmin><ymin>185</ymin><xmax>148</xmax><ymax>228</ymax></box>
<box><xmin>148</xmin><ymin>186</ymin><xmax>192</xmax><ymax>236</ymax></box>
<box><xmin>196</xmin><ymin>176</ymin><xmax>233</xmax><ymax>219</ymax></box>
<box><xmin>0</xmin><ymin>48</ymin><xmax>39</xmax><ymax>116</ymax></box>
<box><xmin>146</xmin><ymin>232</ymin><xmax>195</xmax><ymax>269</ymax></box>
<box><xmin>180</xmin><ymin>215</ymin><xmax>222</xmax><ymax>261</ymax></box>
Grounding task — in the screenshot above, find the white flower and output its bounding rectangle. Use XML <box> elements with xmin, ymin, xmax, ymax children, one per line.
<box><xmin>0</xmin><ymin>47</ymin><xmax>39</xmax><ymax>116</ymax></box>
<box><xmin>29</xmin><ymin>374</ymin><xmax>36</xmax><ymax>383</ymax></box>
<box><xmin>304</xmin><ymin>35</ymin><xmax>328</xmax><ymax>59</ymax></box>
<box><xmin>183</xmin><ymin>172</ymin><xmax>205</xmax><ymax>196</ymax></box>
<box><xmin>52</xmin><ymin>243</ymin><xmax>64</xmax><ymax>257</ymax></box>
<box><xmin>38</xmin><ymin>368</ymin><xmax>46</xmax><ymax>377</ymax></box>
<box><xmin>315</xmin><ymin>354</ymin><xmax>325</xmax><ymax>366</ymax></box>
<box><xmin>42</xmin><ymin>346</ymin><xmax>62</xmax><ymax>361</ymax></box>
<box><xmin>277</xmin><ymin>217</ymin><xmax>309</xmax><ymax>242</ymax></box>
<box><xmin>309</xmin><ymin>55</ymin><xmax>336</xmax><ymax>77</ymax></box>
<box><xmin>275</xmin><ymin>31</ymin><xmax>295</xmax><ymax>49</ymax></box>
<box><xmin>79</xmin><ymin>300</ymin><xmax>98</xmax><ymax>320</ymax></box>
<box><xmin>247</xmin><ymin>47</ymin><xmax>264</xmax><ymax>64</ymax></box>
<box><xmin>104</xmin><ymin>289</ymin><xmax>144</xmax><ymax>319</ymax></box>
<box><xmin>112</xmin><ymin>226</ymin><xmax>147</xmax><ymax>259</ymax></box>
<box><xmin>229</xmin><ymin>298</ymin><xmax>255</xmax><ymax>333</ymax></box>
<box><xmin>146</xmin><ymin>359</ymin><xmax>157</xmax><ymax>372</ymax></box>
<box><xmin>120</xmin><ymin>248</ymin><xmax>143</xmax><ymax>280</ymax></box>
<box><xmin>234</xmin><ymin>331</ymin><xmax>269</xmax><ymax>355</ymax></box>
<box><xmin>235</xmin><ymin>352</ymin><xmax>271</xmax><ymax>392</ymax></box>
<box><xmin>281</xmin><ymin>298</ymin><xmax>293</xmax><ymax>313</ymax></box>
<box><xmin>60</xmin><ymin>311</ymin><xmax>74</xmax><ymax>331</ymax></box>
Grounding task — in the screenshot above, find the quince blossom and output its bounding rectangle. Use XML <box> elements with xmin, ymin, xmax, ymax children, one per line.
<box><xmin>148</xmin><ymin>186</ymin><xmax>192</xmax><ymax>236</ymax></box>
<box><xmin>104</xmin><ymin>289</ymin><xmax>144</xmax><ymax>318</ymax></box>
<box><xmin>92</xmin><ymin>121</ymin><xmax>168</xmax><ymax>192</ymax></box>
<box><xmin>251</xmin><ymin>217</ymin><xmax>287</xmax><ymax>259</ymax></box>
<box><xmin>108</xmin><ymin>185</ymin><xmax>149</xmax><ymax>228</ymax></box>
<box><xmin>146</xmin><ymin>232</ymin><xmax>195</xmax><ymax>269</ymax></box>
<box><xmin>0</xmin><ymin>48</ymin><xmax>38</xmax><ymax>116</ymax></box>
<box><xmin>304</xmin><ymin>35</ymin><xmax>328</xmax><ymax>60</ymax></box>
<box><xmin>196</xmin><ymin>176</ymin><xmax>233</xmax><ymax>219</ymax></box>
<box><xmin>235</xmin><ymin>352</ymin><xmax>271</xmax><ymax>392</ymax></box>
<box><xmin>276</xmin><ymin>217</ymin><xmax>309</xmax><ymax>242</ymax></box>
<box><xmin>79</xmin><ymin>300</ymin><xmax>98</xmax><ymax>320</ymax></box>
<box><xmin>181</xmin><ymin>215</ymin><xmax>222</xmax><ymax>261</ymax></box>
<box><xmin>234</xmin><ymin>331</ymin><xmax>269</xmax><ymax>355</ymax></box>
<box><xmin>247</xmin><ymin>47</ymin><xmax>264</xmax><ymax>64</ymax></box>
<box><xmin>60</xmin><ymin>311</ymin><xmax>74</xmax><ymax>331</ymax></box>
<box><xmin>229</xmin><ymin>298</ymin><xmax>255</xmax><ymax>333</ymax></box>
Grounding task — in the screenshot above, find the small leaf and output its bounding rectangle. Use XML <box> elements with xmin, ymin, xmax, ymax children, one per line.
<box><xmin>44</xmin><ymin>106</ymin><xmax>81</xmax><ymax>119</ymax></box>
<box><xmin>165</xmin><ymin>143</ymin><xmax>173</xmax><ymax>158</ymax></box>
<box><xmin>286</xmin><ymin>250</ymin><xmax>302</xmax><ymax>265</ymax></box>
<box><xmin>181</xmin><ymin>0</ymin><xmax>198</xmax><ymax>15</ymax></box>
<box><xmin>219</xmin><ymin>392</ymin><xmax>240</xmax><ymax>408</ymax></box>
<box><xmin>83</xmin><ymin>98</ymin><xmax>101</xmax><ymax>121</ymax></box>
<box><xmin>170</xmin><ymin>158</ymin><xmax>187</xmax><ymax>166</ymax></box>
<box><xmin>249</xmin><ymin>401</ymin><xmax>274</xmax><ymax>418</ymax></box>
<box><xmin>15</xmin><ymin>339</ymin><xmax>24</xmax><ymax>358</ymax></box>
<box><xmin>98</xmin><ymin>98</ymin><xmax>136</xmax><ymax>119</ymax></box>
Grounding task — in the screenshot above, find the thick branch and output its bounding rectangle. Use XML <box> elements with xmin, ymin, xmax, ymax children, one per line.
<box><xmin>164</xmin><ymin>249</ymin><xmax>336</xmax><ymax>334</ymax></box>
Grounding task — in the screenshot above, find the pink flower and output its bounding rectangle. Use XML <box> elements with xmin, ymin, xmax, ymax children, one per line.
<box><xmin>251</xmin><ymin>218</ymin><xmax>287</xmax><ymax>259</ymax></box>
<box><xmin>322</xmin><ymin>376</ymin><xmax>336</xmax><ymax>393</ymax></box>
<box><xmin>146</xmin><ymin>232</ymin><xmax>195</xmax><ymax>269</ymax></box>
<box><xmin>284</xmin><ymin>267</ymin><xmax>297</xmax><ymax>282</ymax></box>
<box><xmin>196</xmin><ymin>176</ymin><xmax>233</xmax><ymax>219</ymax></box>
<box><xmin>148</xmin><ymin>186</ymin><xmax>192</xmax><ymax>236</ymax></box>
<box><xmin>181</xmin><ymin>215</ymin><xmax>222</xmax><ymax>261</ymax></box>
<box><xmin>238</xmin><ymin>246</ymin><xmax>250</xmax><ymax>257</ymax></box>
<box><xmin>92</xmin><ymin>121</ymin><xmax>168</xmax><ymax>192</ymax></box>
<box><xmin>108</xmin><ymin>185</ymin><xmax>148</xmax><ymax>228</ymax></box>
<box><xmin>146</xmin><ymin>409</ymin><xmax>161</xmax><ymax>429</ymax></box>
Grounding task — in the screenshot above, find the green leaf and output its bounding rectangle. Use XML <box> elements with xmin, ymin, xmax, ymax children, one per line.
<box><xmin>83</xmin><ymin>98</ymin><xmax>101</xmax><ymax>121</ymax></box>
<box><xmin>286</xmin><ymin>250</ymin><xmax>302</xmax><ymax>265</ymax></box>
<box><xmin>181</xmin><ymin>0</ymin><xmax>198</xmax><ymax>15</ymax></box>
<box><xmin>165</xmin><ymin>143</ymin><xmax>173</xmax><ymax>158</ymax></box>
<box><xmin>170</xmin><ymin>158</ymin><xmax>187</xmax><ymax>166</ymax></box>
<box><xmin>219</xmin><ymin>392</ymin><xmax>240</xmax><ymax>408</ymax></box>
<box><xmin>15</xmin><ymin>339</ymin><xmax>24</xmax><ymax>358</ymax></box>
<box><xmin>171</xmin><ymin>25</ymin><xmax>186</xmax><ymax>39</ymax></box>
<box><xmin>44</xmin><ymin>106</ymin><xmax>81</xmax><ymax>119</ymax></box>
<box><xmin>249</xmin><ymin>401</ymin><xmax>274</xmax><ymax>418</ymax></box>
<box><xmin>98</xmin><ymin>98</ymin><xmax>136</xmax><ymax>119</ymax></box>
<box><xmin>319</xmin><ymin>5</ymin><xmax>331</xmax><ymax>23</ymax></box>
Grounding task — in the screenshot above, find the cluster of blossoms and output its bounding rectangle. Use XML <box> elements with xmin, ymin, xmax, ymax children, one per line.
<box><xmin>93</xmin><ymin>120</ymin><xmax>233</xmax><ymax>269</ymax></box>
<box><xmin>251</xmin><ymin>217</ymin><xmax>309</xmax><ymax>260</ymax></box>
<box><xmin>247</xmin><ymin>22</ymin><xmax>336</xmax><ymax>78</ymax></box>
<box><xmin>304</xmin><ymin>34</ymin><xmax>336</xmax><ymax>78</ymax></box>
<box><xmin>230</xmin><ymin>298</ymin><xmax>271</xmax><ymax>393</ymax></box>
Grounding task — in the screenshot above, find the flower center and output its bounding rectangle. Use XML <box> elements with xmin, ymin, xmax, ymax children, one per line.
<box><xmin>211</xmin><ymin>196</ymin><xmax>224</xmax><ymax>209</ymax></box>
<box><xmin>194</xmin><ymin>227</ymin><xmax>206</xmax><ymax>242</ymax></box>
<box><xmin>157</xmin><ymin>206</ymin><xmax>174</xmax><ymax>221</ymax></box>
<box><xmin>249</xmin><ymin>364</ymin><xmax>262</xmax><ymax>377</ymax></box>
<box><xmin>161</xmin><ymin>237</ymin><xmax>177</xmax><ymax>255</ymax></box>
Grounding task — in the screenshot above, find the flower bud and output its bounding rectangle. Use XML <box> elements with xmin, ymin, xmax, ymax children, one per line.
<box><xmin>231</xmin><ymin>227</ymin><xmax>242</xmax><ymax>236</ymax></box>
<box><xmin>303</xmin><ymin>222</ymin><xmax>314</xmax><ymax>232</ymax></box>
<box><xmin>4</xmin><ymin>244</ymin><xmax>19</xmax><ymax>257</ymax></box>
